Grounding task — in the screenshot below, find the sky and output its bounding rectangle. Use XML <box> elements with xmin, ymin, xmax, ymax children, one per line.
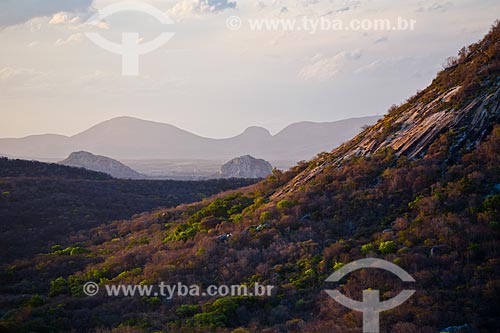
<box><xmin>0</xmin><ymin>0</ymin><xmax>499</xmax><ymax>139</ymax></box>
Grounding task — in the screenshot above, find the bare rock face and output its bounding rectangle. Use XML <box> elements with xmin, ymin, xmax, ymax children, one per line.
<box><xmin>59</xmin><ymin>151</ymin><xmax>143</xmax><ymax>179</ymax></box>
<box><xmin>220</xmin><ymin>155</ymin><xmax>273</xmax><ymax>179</ymax></box>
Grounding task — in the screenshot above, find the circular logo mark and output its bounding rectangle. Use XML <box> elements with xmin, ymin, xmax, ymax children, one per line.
<box><xmin>83</xmin><ymin>282</ymin><xmax>100</xmax><ymax>296</ymax></box>
<box><xmin>226</xmin><ymin>16</ymin><xmax>242</xmax><ymax>31</ymax></box>
<box><xmin>84</xmin><ymin>1</ymin><xmax>175</xmax><ymax>76</ymax></box>
<box><xmin>325</xmin><ymin>258</ymin><xmax>416</xmax><ymax>333</ymax></box>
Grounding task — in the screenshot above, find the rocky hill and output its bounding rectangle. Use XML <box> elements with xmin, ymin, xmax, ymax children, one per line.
<box><xmin>1</xmin><ymin>22</ymin><xmax>500</xmax><ymax>333</ymax></box>
<box><xmin>219</xmin><ymin>155</ymin><xmax>273</xmax><ymax>179</ymax></box>
<box><xmin>59</xmin><ymin>151</ymin><xmax>144</xmax><ymax>179</ymax></box>
<box><xmin>274</xmin><ymin>30</ymin><xmax>500</xmax><ymax>199</ymax></box>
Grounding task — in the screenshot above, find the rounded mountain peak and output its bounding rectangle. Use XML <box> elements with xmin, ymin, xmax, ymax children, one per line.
<box><xmin>241</xmin><ymin>126</ymin><xmax>271</xmax><ymax>137</ymax></box>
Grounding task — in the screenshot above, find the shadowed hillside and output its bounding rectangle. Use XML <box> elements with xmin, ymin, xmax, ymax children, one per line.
<box><xmin>0</xmin><ymin>158</ymin><xmax>257</xmax><ymax>262</ymax></box>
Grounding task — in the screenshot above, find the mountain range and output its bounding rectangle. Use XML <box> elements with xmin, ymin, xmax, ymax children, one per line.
<box><xmin>0</xmin><ymin>116</ymin><xmax>380</xmax><ymax>162</ymax></box>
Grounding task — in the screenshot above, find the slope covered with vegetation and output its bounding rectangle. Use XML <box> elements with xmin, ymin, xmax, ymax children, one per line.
<box><xmin>0</xmin><ymin>158</ymin><xmax>257</xmax><ymax>262</ymax></box>
<box><xmin>1</xmin><ymin>22</ymin><xmax>500</xmax><ymax>333</ymax></box>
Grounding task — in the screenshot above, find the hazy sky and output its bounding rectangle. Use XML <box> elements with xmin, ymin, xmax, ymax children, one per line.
<box><xmin>0</xmin><ymin>0</ymin><xmax>499</xmax><ymax>138</ymax></box>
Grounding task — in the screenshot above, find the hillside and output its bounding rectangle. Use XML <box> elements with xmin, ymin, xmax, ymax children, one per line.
<box><xmin>0</xmin><ymin>158</ymin><xmax>257</xmax><ymax>262</ymax></box>
<box><xmin>59</xmin><ymin>151</ymin><xmax>144</xmax><ymax>179</ymax></box>
<box><xmin>1</xmin><ymin>22</ymin><xmax>500</xmax><ymax>333</ymax></box>
<box><xmin>0</xmin><ymin>116</ymin><xmax>380</xmax><ymax>161</ymax></box>
<box><xmin>0</xmin><ymin>157</ymin><xmax>112</xmax><ymax>180</ymax></box>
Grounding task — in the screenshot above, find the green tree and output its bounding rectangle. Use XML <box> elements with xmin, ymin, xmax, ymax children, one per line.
<box><xmin>379</xmin><ymin>241</ymin><xmax>397</xmax><ymax>254</ymax></box>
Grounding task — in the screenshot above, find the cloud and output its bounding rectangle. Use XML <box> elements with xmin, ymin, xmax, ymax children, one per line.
<box><xmin>416</xmin><ymin>1</ymin><xmax>453</xmax><ymax>13</ymax></box>
<box><xmin>0</xmin><ymin>67</ymin><xmax>52</xmax><ymax>90</ymax></box>
<box><xmin>54</xmin><ymin>33</ymin><xmax>84</xmax><ymax>47</ymax></box>
<box><xmin>48</xmin><ymin>11</ymin><xmax>108</xmax><ymax>30</ymax></box>
<box><xmin>76</xmin><ymin>70</ymin><xmax>188</xmax><ymax>95</ymax></box>
<box><xmin>0</xmin><ymin>0</ymin><xmax>93</xmax><ymax>28</ymax></box>
<box><xmin>298</xmin><ymin>50</ymin><xmax>362</xmax><ymax>81</ymax></box>
<box><xmin>0</xmin><ymin>67</ymin><xmax>39</xmax><ymax>80</ymax></box>
<box><xmin>354</xmin><ymin>60</ymin><xmax>384</xmax><ymax>74</ymax></box>
<box><xmin>374</xmin><ymin>36</ymin><xmax>388</xmax><ymax>44</ymax></box>
<box><xmin>169</xmin><ymin>0</ymin><xmax>237</xmax><ymax>18</ymax></box>
<box><xmin>280</xmin><ymin>6</ymin><xmax>289</xmax><ymax>14</ymax></box>
<box><xmin>49</xmin><ymin>12</ymin><xmax>81</xmax><ymax>25</ymax></box>
<box><xmin>336</xmin><ymin>6</ymin><xmax>351</xmax><ymax>13</ymax></box>
<box><xmin>253</xmin><ymin>0</ymin><xmax>361</xmax><ymax>19</ymax></box>
<box><xmin>354</xmin><ymin>57</ymin><xmax>419</xmax><ymax>75</ymax></box>
<box><xmin>329</xmin><ymin>0</ymin><xmax>362</xmax><ymax>13</ymax></box>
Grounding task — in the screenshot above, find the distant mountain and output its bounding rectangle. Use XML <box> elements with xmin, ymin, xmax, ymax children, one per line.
<box><xmin>59</xmin><ymin>151</ymin><xmax>143</xmax><ymax>179</ymax></box>
<box><xmin>219</xmin><ymin>155</ymin><xmax>273</xmax><ymax>179</ymax></box>
<box><xmin>0</xmin><ymin>116</ymin><xmax>380</xmax><ymax>161</ymax></box>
